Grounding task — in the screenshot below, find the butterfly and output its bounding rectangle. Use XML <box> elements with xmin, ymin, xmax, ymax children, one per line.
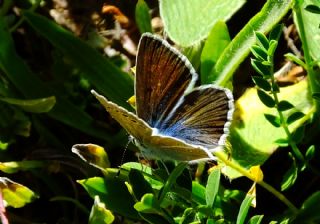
<box><xmin>91</xmin><ymin>33</ymin><xmax>234</xmax><ymax>162</ymax></box>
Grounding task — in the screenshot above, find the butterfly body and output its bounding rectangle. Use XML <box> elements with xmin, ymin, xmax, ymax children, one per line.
<box><xmin>92</xmin><ymin>33</ymin><xmax>234</xmax><ymax>162</ymax></box>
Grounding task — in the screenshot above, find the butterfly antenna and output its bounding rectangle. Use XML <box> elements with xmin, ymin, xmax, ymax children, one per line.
<box><xmin>117</xmin><ymin>135</ymin><xmax>133</xmax><ymax>177</ymax></box>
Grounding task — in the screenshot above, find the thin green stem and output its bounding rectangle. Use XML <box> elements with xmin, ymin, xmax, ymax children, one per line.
<box><xmin>269</xmin><ymin>54</ymin><xmax>305</xmax><ymax>161</ymax></box>
<box><xmin>294</xmin><ymin>0</ymin><xmax>320</xmax><ymax>110</ymax></box>
<box><xmin>214</xmin><ymin>150</ymin><xmax>299</xmax><ymax>214</ymax></box>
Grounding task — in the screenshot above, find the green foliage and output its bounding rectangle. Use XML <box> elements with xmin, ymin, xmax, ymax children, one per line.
<box><xmin>0</xmin><ymin>0</ymin><xmax>320</xmax><ymax>223</ymax></box>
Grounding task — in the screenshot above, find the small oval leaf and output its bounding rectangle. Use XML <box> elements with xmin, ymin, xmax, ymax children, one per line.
<box><xmin>255</xmin><ymin>32</ymin><xmax>269</xmax><ymax>50</ymax></box>
<box><xmin>264</xmin><ymin>114</ymin><xmax>281</xmax><ymax>127</ymax></box>
<box><xmin>287</xmin><ymin>111</ymin><xmax>305</xmax><ymax>124</ymax></box>
<box><xmin>257</xmin><ymin>89</ymin><xmax>275</xmax><ymax>108</ymax></box>
<box><xmin>252</xmin><ymin>76</ymin><xmax>271</xmax><ymax>91</ymax></box>
<box><xmin>251</xmin><ymin>59</ymin><xmax>271</xmax><ymax>77</ymax></box>
<box><xmin>278</xmin><ymin>100</ymin><xmax>294</xmax><ymax>111</ymax></box>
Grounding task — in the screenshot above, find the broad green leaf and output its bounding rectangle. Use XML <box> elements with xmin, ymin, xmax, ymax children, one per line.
<box><xmin>281</xmin><ymin>154</ymin><xmax>298</xmax><ymax>191</ymax></box>
<box><xmin>209</xmin><ymin>0</ymin><xmax>292</xmax><ymax>86</ymax></box>
<box><xmin>0</xmin><ymin>96</ymin><xmax>56</xmax><ymax>113</ymax></box>
<box><xmin>252</xmin><ymin>76</ymin><xmax>271</xmax><ymax>91</ymax></box>
<box><xmin>72</xmin><ymin>144</ymin><xmax>111</xmax><ymax>170</ymax></box>
<box><xmin>23</xmin><ymin>11</ymin><xmax>134</xmax><ymax>109</ymax></box>
<box><xmin>206</xmin><ymin>168</ymin><xmax>220</xmax><ymax>207</ymax></box>
<box><xmin>201</xmin><ymin>21</ymin><xmax>231</xmax><ymax>84</ymax></box>
<box><xmin>257</xmin><ymin>89</ymin><xmax>275</xmax><ymax>108</ymax></box>
<box><xmin>236</xmin><ymin>195</ymin><xmax>254</xmax><ymax>224</ymax></box>
<box><xmin>135</xmin><ymin>0</ymin><xmax>152</xmax><ymax>34</ymax></box>
<box><xmin>227</xmin><ymin>80</ymin><xmax>313</xmax><ymax>178</ymax></box>
<box><xmin>292</xmin><ymin>191</ymin><xmax>320</xmax><ymax>223</ymax></box>
<box><xmin>0</xmin><ymin>161</ymin><xmax>45</xmax><ymax>174</ymax></box>
<box><xmin>89</xmin><ymin>196</ymin><xmax>115</xmax><ymax>224</ymax></box>
<box><xmin>192</xmin><ymin>181</ymin><xmax>206</xmax><ymax>205</ymax></box>
<box><xmin>0</xmin><ymin>177</ymin><xmax>38</xmax><ymax>208</ymax></box>
<box><xmin>78</xmin><ymin>176</ymin><xmax>139</xmax><ymax>219</ymax></box>
<box><xmin>159</xmin><ymin>0</ymin><xmax>245</xmax><ymax>47</ymax></box>
<box><xmin>129</xmin><ymin>169</ymin><xmax>153</xmax><ymax>201</ymax></box>
<box><xmin>0</xmin><ymin>19</ymin><xmax>112</xmax><ymax>141</ymax></box>
<box><xmin>295</xmin><ymin>0</ymin><xmax>320</xmax><ymax>64</ymax></box>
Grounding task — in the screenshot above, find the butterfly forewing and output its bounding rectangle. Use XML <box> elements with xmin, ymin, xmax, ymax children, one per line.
<box><xmin>135</xmin><ymin>34</ymin><xmax>197</xmax><ymax>128</ymax></box>
<box><xmin>158</xmin><ymin>85</ymin><xmax>234</xmax><ymax>149</ymax></box>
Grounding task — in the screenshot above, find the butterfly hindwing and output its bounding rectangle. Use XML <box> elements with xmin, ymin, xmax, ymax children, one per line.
<box><xmin>158</xmin><ymin>85</ymin><xmax>234</xmax><ymax>149</ymax></box>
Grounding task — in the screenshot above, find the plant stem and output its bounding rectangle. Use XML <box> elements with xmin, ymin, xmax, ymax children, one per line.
<box><xmin>214</xmin><ymin>150</ymin><xmax>299</xmax><ymax>214</ymax></box>
<box><xmin>293</xmin><ymin>0</ymin><xmax>320</xmax><ymax>112</ymax></box>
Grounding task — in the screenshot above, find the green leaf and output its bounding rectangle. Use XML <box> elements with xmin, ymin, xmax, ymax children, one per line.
<box><xmin>251</xmin><ymin>45</ymin><xmax>268</xmax><ymax>61</ymax></box>
<box><xmin>135</xmin><ymin>0</ymin><xmax>153</xmax><ymax>34</ymax></box>
<box><xmin>89</xmin><ymin>196</ymin><xmax>115</xmax><ymax>224</ymax></box>
<box><xmin>72</xmin><ymin>144</ymin><xmax>110</xmax><ymax>170</ymax></box>
<box><xmin>287</xmin><ymin>111</ymin><xmax>305</xmax><ymax>124</ymax></box>
<box><xmin>292</xmin><ymin>125</ymin><xmax>305</xmax><ymax>143</ymax></box>
<box><xmin>129</xmin><ymin>169</ymin><xmax>153</xmax><ymax>201</ymax></box>
<box><xmin>236</xmin><ymin>195</ymin><xmax>254</xmax><ymax>224</ymax></box>
<box><xmin>255</xmin><ymin>32</ymin><xmax>269</xmax><ymax>50</ymax></box>
<box><xmin>0</xmin><ymin>18</ymin><xmax>112</xmax><ymax>141</ymax></box>
<box><xmin>269</xmin><ymin>23</ymin><xmax>283</xmax><ymax>41</ymax></box>
<box><xmin>305</xmin><ymin>4</ymin><xmax>320</xmax><ymax>14</ymax></box>
<box><xmin>209</xmin><ymin>0</ymin><xmax>292</xmax><ymax>86</ymax></box>
<box><xmin>201</xmin><ymin>21</ymin><xmax>231</xmax><ymax>84</ymax></box>
<box><xmin>158</xmin><ymin>162</ymin><xmax>188</xmax><ymax>203</ymax></box>
<box><xmin>0</xmin><ymin>177</ymin><xmax>38</xmax><ymax>208</ymax></box>
<box><xmin>78</xmin><ymin>176</ymin><xmax>139</xmax><ymax>219</ymax></box>
<box><xmin>278</xmin><ymin>100</ymin><xmax>295</xmax><ymax>111</ymax></box>
<box><xmin>312</xmin><ymin>92</ymin><xmax>320</xmax><ymax>101</ymax></box>
<box><xmin>281</xmin><ymin>155</ymin><xmax>298</xmax><ymax>191</ymax></box>
<box><xmin>257</xmin><ymin>89</ymin><xmax>275</xmax><ymax>108</ymax></box>
<box><xmin>285</xmin><ymin>53</ymin><xmax>306</xmax><ymax>68</ymax></box>
<box><xmin>274</xmin><ymin>138</ymin><xmax>289</xmax><ymax>147</ymax></box>
<box><xmin>0</xmin><ymin>96</ymin><xmax>56</xmax><ymax>113</ymax></box>
<box><xmin>248</xmin><ymin>215</ymin><xmax>264</xmax><ymax>224</ymax></box>
<box><xmin>160</xmin><ymin>0</ymin><xmax>245</xmax><ymax>47</ymax></box>
<box><xmin>192</xmin><ymin>181</ymin><xmax>206</xmax><ymax>205</ymax></box>
<box><xmin>134</xmin><ymin>193</ymin><xmax>161</xmax><ymax>213</ymax></box>
<box><xmin>264</xmin><ymin>114</ymin><xmax>281</xmax><ymax>127</ymax></box>
<box><xmin>23</xmin><ymin>11</ymin><xmax>134</xmax><ymax>109</ymax></box>
<box><xmin>0</xmin><ymin>161</ymin><xmax>45</xmax><ymax>174</ymax></box>
<box><xmin>294</xmin><ymin>0</ymin><xmax>320</xmax><ymax>66</ymax></box>
<box><xmin>251</xmin><ymin>59</ymin><xmax>271</xmax><ymax>77</ymax></box>
<box><xmin>267</xmin><ymin>39</ymin><xmax>278</xmax><ymax>57</ymax></box>
<box><xmin>227</xmin><ymin>80</ymin><xmax>312</xmax><ymax>177</ymax></box>
<box><xmin>292</xmin><ymin>191</ymin><xmax>320</xmax><ymax>223</ymax></box>
<box><xmin>305</xmin><ymin>145</ymin><xmax>315</xmax><ymax>161</ymax></box>
<box><xmin>205</xmin><ymin>168</ymin><xmax>221</xmax><ymax>207</ymax></box>
<box><xmin>252</xmin><ymin>76</ymin><xmax>271</xmax><ymax>91</ymax></box>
